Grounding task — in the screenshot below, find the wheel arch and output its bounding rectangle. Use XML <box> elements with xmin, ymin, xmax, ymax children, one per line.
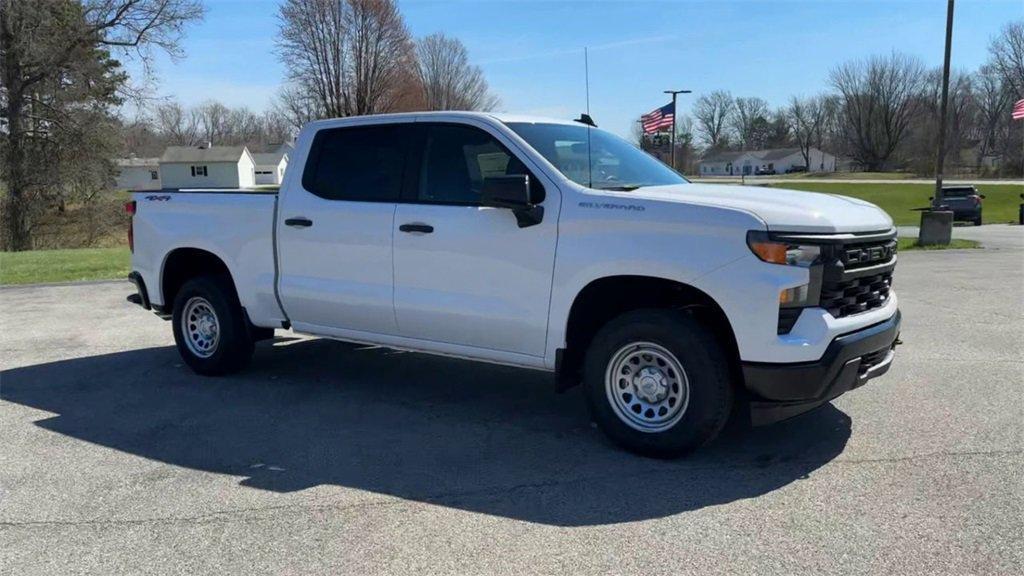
<box><xmin>159</xmin><ymin>247</ymin><xmax>240</xmax><ymax>311</ymax></box>
<box><xmin>556</xmin><ymin>275</ymin><xmax>741</xmax><ymax>391</ymax></box>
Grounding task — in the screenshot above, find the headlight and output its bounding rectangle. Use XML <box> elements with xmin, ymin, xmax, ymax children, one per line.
<box><xmin>746</xmin><ymin>231</ymin><xmax>821</xmax><ymax>267</ymax></box>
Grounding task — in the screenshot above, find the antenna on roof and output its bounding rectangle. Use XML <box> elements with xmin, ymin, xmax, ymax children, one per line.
<box><xmin>573</xmin><ymin>47</ymin><xmax>597</xmax><ymax>128</ymax></box>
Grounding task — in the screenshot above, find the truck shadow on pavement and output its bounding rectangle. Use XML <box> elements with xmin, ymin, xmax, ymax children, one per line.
<box><xmin>1</xmin><ymin>338</ymin><xmax>851</xmax><ymax>526</ymax></box>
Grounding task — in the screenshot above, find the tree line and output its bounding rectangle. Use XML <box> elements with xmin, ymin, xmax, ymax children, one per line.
<box><xmin>1</xmin><ymin>0</ymin><xmax>499</xmax><ymax>251</ymax></box>
<box><xmin>643</xmin><ymin>21</ymin><xmax>1024</xmax><ymax>177</ymax></box>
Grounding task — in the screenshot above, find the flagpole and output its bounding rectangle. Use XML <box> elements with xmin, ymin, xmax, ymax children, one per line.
<box><xmin>664</xmin><ymin>89</ymin><xmax>692</xmax><ymax>171</ymax></box>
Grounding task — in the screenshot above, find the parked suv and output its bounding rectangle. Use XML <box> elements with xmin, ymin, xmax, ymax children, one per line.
<box><xmin>126</xmin><ymin>112</ymin><xmax>901</xmax><ymax>457</ymax></box>
<box><xmin>932</xmin><ymin>185</ymin><xmax>985</xmax><ymax>225</ymax></box>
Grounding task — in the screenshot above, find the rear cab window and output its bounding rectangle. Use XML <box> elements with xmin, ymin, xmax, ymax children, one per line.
<box><xmin>302</xmin><ymin>124</ymin><xmax>413</xmax><ymax>202</ymax></box>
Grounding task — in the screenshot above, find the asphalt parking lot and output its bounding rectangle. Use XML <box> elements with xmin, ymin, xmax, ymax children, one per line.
<box><xmin>2</xmin><ymin>225</ymin><xmax>1022</xmax><ymax>575</ymax></box>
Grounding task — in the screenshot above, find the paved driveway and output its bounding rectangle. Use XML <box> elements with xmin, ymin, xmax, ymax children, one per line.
<box><xmin>1</xmin><ymin>228</ymin><xmax>1022</xmax><ymax>575</ymax></box>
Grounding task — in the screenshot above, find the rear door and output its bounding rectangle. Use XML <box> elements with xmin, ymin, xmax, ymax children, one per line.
<box><xmin>277</xmin><ymin>122</ymin><xmax>413</xmax><ymax>334</ymax></box>
<box><xmin>391</xmin><ymin>121</ymin><xmax>559</xmax><ymax>357</ymax></box>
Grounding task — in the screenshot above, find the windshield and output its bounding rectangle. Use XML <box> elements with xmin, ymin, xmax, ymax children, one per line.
<box><xmin>505</xmin><ymin>122</ymin><xmax>687</xmax><ymax>190</ymax></box>
<box><xmin>943</xmin><ymin>187</ymin><xmax>975</xmax><ymax>198</ymax></box>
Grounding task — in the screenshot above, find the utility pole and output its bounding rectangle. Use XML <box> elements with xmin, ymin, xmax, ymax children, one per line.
<box><xmin>934</xmin><ymin>0</ymin><xmax>955</xmax><ymax>206</ymax></box>
<box><xmin>664</xmin><ymin>89</ymin><xmax>692</xmax><ymax>171</ymax></box>
<box><xmin>920</xmin><ymin>0</ymin><xmax>956</xmax><ymax>246</ymax></box>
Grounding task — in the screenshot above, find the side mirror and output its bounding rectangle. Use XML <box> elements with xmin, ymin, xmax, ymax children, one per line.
<box><xmin>979</xmin><ymin>194</ymin><xmax>986</xmax><ymax>199</ymax></box>
<box><xmin>482</xmin><ymin>175</ymin><xmax>531</xmax><ymax>208</ymax></box>
<box><xmin>928</xmin><ymin>196</ymin><xmax>934</xmax><ymax>201</ymax></box>
<box><xmin>481</xmin><ymin>175</ymin><xmax>543</xmax><ymax>228</ymax></box>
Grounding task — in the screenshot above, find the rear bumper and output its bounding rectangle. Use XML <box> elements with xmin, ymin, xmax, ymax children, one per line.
<box><xmin>127</xmin><ymin>271</ymin><xmax>170</xmax><ymax>318</ymax></box>
<box><xmin>743</xmin><ymin>309</ymin><xmax>901</xmax><ymax>426</ymax></box>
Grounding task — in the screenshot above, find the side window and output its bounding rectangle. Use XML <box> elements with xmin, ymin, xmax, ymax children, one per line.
<box><xmin>418</xmin><ymin>124</ymin><xmax>538</xmax><ymax>204</ymax></box>
<box><xmin>303</xmin><ymin>125</ymin><xmax>407</xmax><ymax>202</ymax></box>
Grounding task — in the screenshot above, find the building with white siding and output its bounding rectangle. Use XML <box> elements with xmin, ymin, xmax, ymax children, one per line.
<box><xmin>159</xmin><ymin>145</ymin><xmax>256</xmax><ymax>189</ymax></box>
<box><xmin>252</xmin><ymin>151</ymin><xmax>289</xmax><ymax>185</ymax></box>
<box><xmin>699</xmin><ymin>147</ymin><xmax>837</xmax><ymax>176</ymax></box>
<box><xmin>114</xmin><ymin>157</ymin><xmax>161</xmax><ymax>190</ymax></box>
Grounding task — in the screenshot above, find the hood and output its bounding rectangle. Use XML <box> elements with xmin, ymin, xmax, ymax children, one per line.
<box><xmin>616</xmin><ymin>183</ymin><xmax>894</xmax><ymax>233</ymax></box>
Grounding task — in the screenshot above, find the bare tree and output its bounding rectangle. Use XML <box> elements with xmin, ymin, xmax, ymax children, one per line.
<box><xmin>693</xmin><ymin>90</ymin><xmax>734</xmax><ymax>150</ymax></box>
<box><xmin>973</xmin><ymin>65</ymin><xmax>1014</xmax><ymax>169</ymax></box>
<box><xmin>154</xmin><ymin>102</ymin><xmax>200</xmax><ymax>146</ymax></box>
<box><xmin>830</xmin><ymin>52</ymin><xmax>926</xmax><ymax>171</ymax></box>
<box><xmin>415</xmin><ymin>33</ymin><xmax>497</xmax><ymax>111</ymax></box>
<box><xmin>196</xmin><ymin>100</ymin><xmax>231</xmax><ymax>144</ymax></box>
<box><xmin>988</xmin><ymin>20</ymin><xmax>1024</xmax><ymax>97</ymax></box>
<box><xmin>1</xmin><ymin>0</ymin><xmax>203</xmax><ymax>250</ymax></box>
<box><xmin>277</xmin><ymin>0</ymin><xmax>419</xmax><ymax>118</ymax></box>
<box><xmin>347</xmin><ymin>0</ymin><xmax>418</xmax><ymax>115</ymax></box>
<box><xmin>273</xmin><ymin>84</ymin><xmax>326</xmax><ymax>132</ymax></box>
<box><xmin>730</xmin><ymin>96</ymin><xmax>769</xmax><ymax>149</ymax></box>
<box><xmin>788</xmin><ymin>96</ymin><xmax>826</xmax><ymax>170</ymax></box>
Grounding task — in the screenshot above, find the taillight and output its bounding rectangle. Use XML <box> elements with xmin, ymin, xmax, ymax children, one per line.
<box><xmin>971</xmin><ymin>195</ymin><xmax>981</xmax><ymax>205</ymax></box>
<box><xmin>125</xmin><ymin>201</ymin><xmax>136</xmax><ymax>253</ymax></box>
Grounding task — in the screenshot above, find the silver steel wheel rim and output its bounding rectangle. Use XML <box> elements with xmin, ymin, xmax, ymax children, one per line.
<box><xmin>181</xmin><ymin>297</ymin><xmax>220</xmax><ymax>358</ymax></box>
<box><xmin>605</xmin><ymin>342</ymin><xmax>690</xmax><ymax>433</ymax></box>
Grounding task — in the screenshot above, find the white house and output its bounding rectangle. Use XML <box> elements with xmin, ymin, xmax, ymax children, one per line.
<box><xmin>159</xmin><ymin>145</ymin><xmax>256</xmax><ymax>189</ymax></box>
<box><xmin>114</xmin><ymin>157</ymin><xmax>161</xmax><ymax>190</ymax></box>
<box><xmin>699</xmin><ymin>147</ymin><xmax>837</xmax><ymax>176</ymax></box>
<box><xmin>252</xmin><ymin>151</ymin><xmax>289</xmax><ymax>185</ymax></box>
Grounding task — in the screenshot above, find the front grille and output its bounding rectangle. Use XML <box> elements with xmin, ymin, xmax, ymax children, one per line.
<box><xmin>840</xmin><ymin>239</ymin><xmax>897</xmax><ymax>269</ymax></box>
<box><xmin>820</xmin><ymin>270</ymin><xmax>893</xmax><ymax>318</ymax></box>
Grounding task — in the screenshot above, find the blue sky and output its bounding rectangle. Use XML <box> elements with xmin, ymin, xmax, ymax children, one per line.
<box><xmin>135</xmin><ymin>0</ymin><xmax>1021</xmax><ymax>137</ymax></box>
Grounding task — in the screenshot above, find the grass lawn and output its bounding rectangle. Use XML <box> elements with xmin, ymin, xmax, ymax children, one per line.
<box><xmin>0</xmin><ymin>247</ymin><xmax>130</xmax><ymax>286</ymax></box>
<box><xmin>897</xmin><ymin>237</ymin><xmax>981</xmax><ymax>251</ymax></box>
<box><xmin>776</xmin><ymin>171</ymin><xmax>918</xmax><ymax>180</ymax></box>
<box><xmin>763</xmin><ymin>182</ymin><xmax>1023</xmax><ymax>226</ymax></box>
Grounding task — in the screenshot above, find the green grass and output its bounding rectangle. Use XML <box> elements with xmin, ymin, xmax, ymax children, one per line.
<box><xmin>762</xmin><ymin>182</ymin><xmax>1023</xmax><ymax>226</ymax></box>
<box><xmin>776</xmin><ymin>171</ymin><xmax>918</xmax><ymax>180</ymax></box>
<box><xmin>0</xmin><ymin>247</ymin><xmax>130</xmax><ymax>285</ymax></box>
<box><xmin>897</xmin><ymin>237</ymin><xmax>981</xmax><ymax>251</ymax></box>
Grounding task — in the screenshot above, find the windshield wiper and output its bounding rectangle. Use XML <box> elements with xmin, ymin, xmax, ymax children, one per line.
<box><xmin>598</xmin><ymin>184</ymin><xmax>644</xmax><ymax>191</ymax></box>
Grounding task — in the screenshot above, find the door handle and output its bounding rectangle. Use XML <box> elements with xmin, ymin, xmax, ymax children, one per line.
<box><xmin>285</xmin><ymin>217</ymin><xmax>313</xmax><ymax>228</ymax></box>
<box><xmin>399</xmin><ymin>223</ymin><xmax>434</xmax><ymax>234</ymax></box>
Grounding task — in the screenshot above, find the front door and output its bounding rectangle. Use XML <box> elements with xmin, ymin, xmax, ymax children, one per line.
<box><xmin>392</xmin><ymin>123</ymin><xmax>558</xmax><ymax>357</ymax></box>
<box><xmin>277</xmin><ymin>122</ymin><xmax>412</xmax><ymax>334</ymax></box>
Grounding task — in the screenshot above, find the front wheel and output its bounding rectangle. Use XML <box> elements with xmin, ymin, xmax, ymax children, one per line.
<box><xmin>171</xmin><ymin>275</ymin><xmax>254</xmax><ymax>376</ymax></box>
<box><xmin>583</xmin><ymin>309</ymin><xmax>734</xmax><ymax>458</ymax></box>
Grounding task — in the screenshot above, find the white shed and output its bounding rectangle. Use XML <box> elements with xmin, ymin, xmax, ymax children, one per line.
<box><xmin>159</xmin><ymin>145</ymin><xmax>256</xmax><ymax>189</ymax></box>
<box><xmin>114</xmin><ymin>157</ymin><xmax>161</xmax><ymax>190</ymax></box>
<box><xmin>252</xmin><ymin>151</ymin><xmax>289</xmax><ymax>186</ymax></box>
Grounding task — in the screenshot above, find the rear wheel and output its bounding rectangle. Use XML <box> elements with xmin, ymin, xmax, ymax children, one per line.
<box><xmin>583</xmin><ymin>309</ymin><xmax>733</xmax><ymax>458</ymax></box>
<box><xmin>974</xmin><ymin>215</ymin><xmax>982</xmax><ymax>226</ymax></box>
<box><xmin>172</xmin><ymin>275</ymin><xmax>254</xmax><ymax>375</ymax></box>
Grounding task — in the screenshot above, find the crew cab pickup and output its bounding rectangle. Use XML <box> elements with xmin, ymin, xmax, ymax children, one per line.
<box><xmin>127</xmin><ymin>112</ymin><xmax>901</xmax><ymax>457</ymax></box>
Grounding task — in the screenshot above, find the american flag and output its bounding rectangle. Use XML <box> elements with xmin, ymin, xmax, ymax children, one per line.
<box><xmin>641</xmin><ymin>102</ymin><xmax>675</xmax><ymax>134</ymax></box>
<box><xmin>1013</xmin><ymin>98</ymin><xmax>1024</xmax><ymax>121</ymax></box>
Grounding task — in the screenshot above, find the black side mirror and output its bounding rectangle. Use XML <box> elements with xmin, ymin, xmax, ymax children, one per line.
<box><xmin>481</xmin><ymin>175</ymin><xmax>543</xmax><ymax>228</ymax></box>
<box><xmin>979</xmin><ymin>194</ymin><xmax>986</xmax><ymax>199</ymax></box>
<box><xmin>928</xmin><ymin>196</ymin><xmax>934</xmax><ymax>201</ymax></box>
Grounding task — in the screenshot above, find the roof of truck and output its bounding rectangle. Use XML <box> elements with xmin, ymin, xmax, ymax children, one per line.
<box><xmin>303</xmin><ymin>111</ymin><xmax>581</xmax><ymax>131</ymax></box>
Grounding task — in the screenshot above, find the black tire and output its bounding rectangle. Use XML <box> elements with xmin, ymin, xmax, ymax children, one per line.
<box><xmin>583</xmin><ymin>309</ymin><xmax>734</xmax><ymax>458</ymax></box>
<box><xmin>974</xmin><ymin>215</ymin><xmax>982</xmax><ymax>226</ymax></box>
<box><xmin>171</xmin><ymin>275</ymin><xmax>254</xmax><ymax>376</ymax></box>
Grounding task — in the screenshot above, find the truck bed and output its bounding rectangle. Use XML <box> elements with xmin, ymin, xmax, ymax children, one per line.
<box><xmin>130</xmin><ymin>189</ymin><xmax>286</xmax><ymax>327</ymax></box>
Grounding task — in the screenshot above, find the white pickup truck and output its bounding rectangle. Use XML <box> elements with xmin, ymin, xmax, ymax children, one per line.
<box><xmin>127</xmin><ymin>112</ymin><xmax>901</xmax><ymax>457</ymax></box>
